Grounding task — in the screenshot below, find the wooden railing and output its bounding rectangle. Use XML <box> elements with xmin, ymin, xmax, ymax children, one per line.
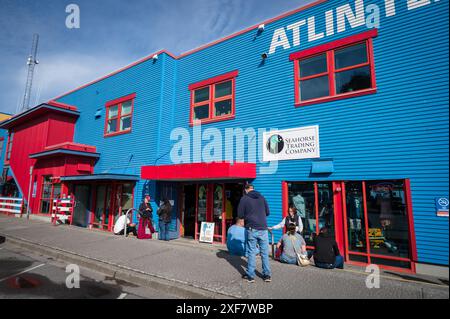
<box><xmin>0</xmin><ymin>197</ymin><xmax>24</xmax><ymax>216</ymax></box>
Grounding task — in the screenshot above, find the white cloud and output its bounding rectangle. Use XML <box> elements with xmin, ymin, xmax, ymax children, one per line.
<box><xmin>29</xmin><ymin>53</ymin><xmax>130</xmax><ymax>105</ymax></box>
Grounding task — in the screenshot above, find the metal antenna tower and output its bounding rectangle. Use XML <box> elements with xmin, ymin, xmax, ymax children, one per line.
<box><xmin>21</xmin><ymin>34</ymin><xmax>40</xmax><ymax>111</ymax></box>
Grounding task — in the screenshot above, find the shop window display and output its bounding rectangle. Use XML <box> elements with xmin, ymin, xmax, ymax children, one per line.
<box><xmin>197</xmin><ymin>184</ymin><xmax>207</xmax><ymax>224</ymax></box>
<box><xmin>288</xmin><ymin>182</ymin><xmax>316</xmax><ymax>245</ymax></box>
<box><xmin>365</xmin><ymin>181</ymin><xmax>410</xmax><ymax>259</ymax></box>
<box><xmin>317</xmin><ymin>182</ymin><xmax>334</xmax><ymax>235</ymax></box>
<box><xmin>213</xmin><ymin>184</ymin><xmax>224</xmax><ymax>237</ymax></box>
<box><xmin>346</xmin><ymin>182</ymin><xmax>366</xmax><ymax>252</ymax></box>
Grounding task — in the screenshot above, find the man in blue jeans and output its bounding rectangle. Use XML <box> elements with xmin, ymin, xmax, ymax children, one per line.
<box><xmin>238</xmin><ymin>184</ymin><xmax>272</xmax><ymax>283</ymax></box>
<box><xmin>157</xmin><ymin>199</ymin><xmax>172</xmax><ymax>241</ymax></box>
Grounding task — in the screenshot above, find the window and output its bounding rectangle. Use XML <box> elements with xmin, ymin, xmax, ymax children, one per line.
<box><xmin>0</xmin><ymin>137</ymin><xmax>4</xmax><ymax>160</ymax></box>
<box><xmin>104</xmin><ymin>93</ymin><xmax>135</xmax><ymax>137</ymax></box>
<box><xmin>189</xmin><ymin>70</ymin><xmax>238</xmax><ymax>125</ymax></box>
<box><xmin>40</xmin><ymin>176</ymin><xmax>52</xmax><ymax>214</ymax></box>
<box><xmin>345</xmin><ymin>180</ymin><xmax>413</xmax><ymax>269</ymax></box>
<box><xmin>290</xmin><ymin>30</ymin><xmax>377</xmax><ymax>106</ymax></box>
<box><xmin>284</xmin><ymin>178</ymin><xmax>415</xmax><ymax>271</ymax></box>
<box><xmin>5</xmin><ymin>132</ymin><xmax>13</xmax><ymax>161</ymax></box>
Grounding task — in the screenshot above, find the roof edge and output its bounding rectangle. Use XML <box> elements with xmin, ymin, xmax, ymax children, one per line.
<box><xmin>0</xmin><ymin>103</ymin><xmax>80</xmax><ymax>130</ymax></box>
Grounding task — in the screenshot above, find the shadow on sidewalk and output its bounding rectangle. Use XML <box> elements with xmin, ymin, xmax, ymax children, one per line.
<box><xmin>216</xmin><ymin>249</ymin><xmax>263</xmax><ymax>278</ymax></box>
<box><xmin>0</xmin><ymin>260</ymin><xmax>126</xmax><ymax>299</ymax></box>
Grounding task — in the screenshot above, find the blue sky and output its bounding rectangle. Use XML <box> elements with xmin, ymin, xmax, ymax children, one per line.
<box><xmin>0</xmin><ymin>0</ymin><xmax>312</xmax><ymax>114</ymax></box>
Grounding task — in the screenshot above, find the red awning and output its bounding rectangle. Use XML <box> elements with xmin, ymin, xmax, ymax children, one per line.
<box><xmin>141</xmin><ymin>162</ymin><xmax>256</xmax><ymax>181</ymax></box>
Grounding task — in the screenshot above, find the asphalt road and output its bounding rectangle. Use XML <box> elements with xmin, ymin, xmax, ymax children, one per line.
<box><xmin>0</xmin><ymin>244</ymin><xmax>179</xmax><ymax>299</ymax></box>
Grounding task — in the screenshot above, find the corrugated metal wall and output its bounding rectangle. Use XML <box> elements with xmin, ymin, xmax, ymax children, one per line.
<box><xmin>0</xmin><ymin>129</ymin><xmax>7</xmax><ymax>174</ymax></box>
<box><xmin>58</xmin><ymin>0</ymin><xmax>449</xmax><ymax>266</ymax></box>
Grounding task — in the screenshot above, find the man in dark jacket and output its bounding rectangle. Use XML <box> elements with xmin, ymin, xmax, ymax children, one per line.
<box><xmin>157</xmin><ymin>199</ymin><xmax>172</xmax><ymax>241</ymax></box>
<box><xmin>238</xmin><ymin>184</ymin><xmax>272</xmax><ymax>283</ymax></box>
<box><xmin>313</xmin><ymin>227</ymin><xmax>344</xmax><ymax>269</ymax></box>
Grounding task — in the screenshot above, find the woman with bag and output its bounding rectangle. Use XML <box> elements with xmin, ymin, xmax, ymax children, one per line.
<box><xmin>137</xmin><ymin>194</ymin><xmax>155</xmax><ymax>239</ymax></box>
<box><xmin>276</xmin><ymin>223</ymin><xmax>310</xmax><ymax>266</ymax></box>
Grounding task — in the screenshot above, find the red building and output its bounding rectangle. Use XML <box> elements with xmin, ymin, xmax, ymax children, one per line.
<box><xmin>0</xmin><ymin>101</ymin><xmax>98</xmax><ymax>215</ymax></box>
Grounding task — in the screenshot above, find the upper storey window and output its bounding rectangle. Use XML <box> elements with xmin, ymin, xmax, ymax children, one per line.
<box><xmin>290</xmin><ymin>30</ymin><xmax>378</xmax><ymax>106</ymax></box>
<box><xmin>189</xmin><ymin>70</ymin><xmax>238</xmax><ymax>126</ymax></box>
<box><xmin>104</xmin><ymin>93</ymin><xmax>135</xmax><ymax>137</ymax></box>
<box><xmin>5</xmin><ymin>132</ymin><xmax>14</xmax><ymax>161</ymax></box>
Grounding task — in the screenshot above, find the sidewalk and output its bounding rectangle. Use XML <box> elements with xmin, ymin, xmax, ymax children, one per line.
<box><xmin>0</xmin><ymin>214</ymin><xmax>448</xmax><ymax>299</ymax></box>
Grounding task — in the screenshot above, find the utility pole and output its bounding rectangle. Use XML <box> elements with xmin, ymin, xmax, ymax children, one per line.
<box><xmin>21</xmin><ymin>34</ymin><xmax>40</xmax><ymax>112</ymax></box>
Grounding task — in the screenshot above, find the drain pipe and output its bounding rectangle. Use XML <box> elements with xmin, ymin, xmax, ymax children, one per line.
<box><xmin>26</xmin><ymin>166</ymin><xmax>33</xmax><ymax>219</ymax></box>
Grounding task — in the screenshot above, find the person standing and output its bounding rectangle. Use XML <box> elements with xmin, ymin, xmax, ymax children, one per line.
<box><xmin>137</xmin><ymin>194</ymin><xmax>155</xmax><ymax>239</ymax></box>
<box><xmin>157</xmin><ymin>198</ymin><xmax>172</xmax><ymax>241</ymax></box>
<box><xmin>238</xmin><ymin>184</ymin><xmax>272</xmax><ymax>283</ymax></box>
<box><xmin>269</xmin><ymin>204</ymin><xmax>303</xmax><ymax>234</ymax></box>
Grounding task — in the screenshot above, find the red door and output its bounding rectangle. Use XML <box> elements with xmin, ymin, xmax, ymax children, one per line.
<box><xmin>194</xmin><ymin>183</ymin><xmax>226</xmax><ymax>244</ymax></box>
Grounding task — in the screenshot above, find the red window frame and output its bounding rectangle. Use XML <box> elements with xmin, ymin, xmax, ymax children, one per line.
<box><xmin>104</xmin><ymin>93</ymin><xmax>136</xmax><ymax>137</ymax></box>
<box><xmin>290</xmin><ymin>29</ymin><xmax>378</xmax><ymax>107</ymax></box>
<box><xmin>39</xmin><ymin>175</ymin><xmax>54</xmax><ymax>215</ymax></box>
<box><xmin>341</xmin><ymin>179</ymin><xmax>417</xmax><ymax>273</ymax></box>
<box><xmin>282</xmin><ymin>178</ymin><xmax>418</xmax><ymax>273</ymax></box>
<box><xmin>0</xmin><ymin>137</ymin><xmax>4</xmax><ymax>160</ymax></box>
<box><xmin>189</xmin><ymin>70</ymin><xmax>238</xmax><ymax>126</ymax></box>
<box><xmin>90</xmin><ymin>182</ymin><xmax>135</xmax><ymax>232</ymax></box>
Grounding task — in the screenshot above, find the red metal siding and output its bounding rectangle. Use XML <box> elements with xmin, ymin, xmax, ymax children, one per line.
<box><xmin>31</xmin><ymin>155</ymin><xmax>94</xmax><ymax>213</ymax></box>
<box><xmin>6</xmin><ymin>111</ymin><xmax>81</xmax><ymax>214</ymax></box>
<box><xmin>8</xmin><ymin>116</ymin><xmax>49</xmax><ymax>201</ymax></box>
<box><xmin>46</xmin><ymin>114</ymin><xmax>76</xmax><ymax>147</ymax></box>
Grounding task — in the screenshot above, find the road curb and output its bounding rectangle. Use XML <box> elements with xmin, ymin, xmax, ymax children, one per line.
<box><xmin>3</xmin><ymin>234</ymin><xmax>237</xmax><ymax>299</ymax></box>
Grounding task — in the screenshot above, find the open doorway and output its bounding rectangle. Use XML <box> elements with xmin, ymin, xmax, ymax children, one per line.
<box><xmin>224</xmin><ymin>183</ymin><xmax>244</xmax><ymax>232</ymax></box>
<box><xmin>182</xmin><ymin>184</ymin><xmax>196</xmax><ymax>238</ymax></box>
<box><xmin>179</xmin><ymin>182</ymin><xmax>245</xmax><ymax>243</ymax></box>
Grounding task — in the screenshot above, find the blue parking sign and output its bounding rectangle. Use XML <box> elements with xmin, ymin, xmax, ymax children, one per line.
<box><xmin>435</xmin><ymin>197</ymin><xmax>449</xmax><ymax>217</ymax></box>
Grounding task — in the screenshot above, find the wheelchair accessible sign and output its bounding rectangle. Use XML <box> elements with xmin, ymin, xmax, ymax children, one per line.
<box><xmin>435</xmin><ymin>197</ymin><xmax>449</xmax><ymax>217</ymax></box>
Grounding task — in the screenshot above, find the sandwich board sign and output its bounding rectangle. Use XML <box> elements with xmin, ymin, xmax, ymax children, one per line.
<box><xmin>199</xmin><ymin>222</ymin><xmax>215</xmax><ymax>244</ymax></box>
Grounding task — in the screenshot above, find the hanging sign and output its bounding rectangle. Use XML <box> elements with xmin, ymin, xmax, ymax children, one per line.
<box><xmin>199</xmin><ymin>222</ymin><xmax>215</xmax><ymax>244</ymax></box>
<box><xmin>263</xmin><ymin>125</ymin><xmax>320</xmax><ymax>162</ymax></box>
<box><xmin>32</xmin><ymin>182</ymin><xmax>37</xmax><ymax>198</ymax></box>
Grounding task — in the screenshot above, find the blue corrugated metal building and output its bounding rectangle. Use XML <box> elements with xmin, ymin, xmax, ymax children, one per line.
<box><xmin>2</xmin><ymin>0</ymin><xmax>448</xmax><ymax>276</ymax></box>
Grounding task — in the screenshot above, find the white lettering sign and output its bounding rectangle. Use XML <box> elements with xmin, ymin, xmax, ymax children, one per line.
<box><xmin>268</xmin><ymin>0</ymin><xmax>439</xmax><ymax>55</ymax></box>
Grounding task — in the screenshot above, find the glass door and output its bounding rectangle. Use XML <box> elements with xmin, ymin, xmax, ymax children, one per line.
<box><xmin>212</xmin><ymin>183</ymin><xmax>226</xmax><ymax>244</ymax></box>
<box><xmin>195</xmin><ymin>183</ymin><xmax>226</xmax><ymax>244</ymax></box>
<box><xmin>92</xmin><ymin>185</ymin><xmax>109</xmax><ymax>230</ymax></box>
<box><xmin>287</xmin><ymin>182</ymin><xmax>342</xmax><ymax>250</ymax></box>
<box><xmin>343</xmin><ymin>180</ymin><xmax>413</xmax><ymax>270</ymax></box>
<box><xmin>111</xmin><ymin>184</ymin><xmax>122</xmax><ymax>229</ymax></box>
<box><xmin>195</xmin><ymin>184</ymin><xmax>208</xmax><ymax>240</ymax></box>
<box><xmin>72</xmin><ymin>184</ymin><xmax>91</xmax><ymax>228</ymax></box>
